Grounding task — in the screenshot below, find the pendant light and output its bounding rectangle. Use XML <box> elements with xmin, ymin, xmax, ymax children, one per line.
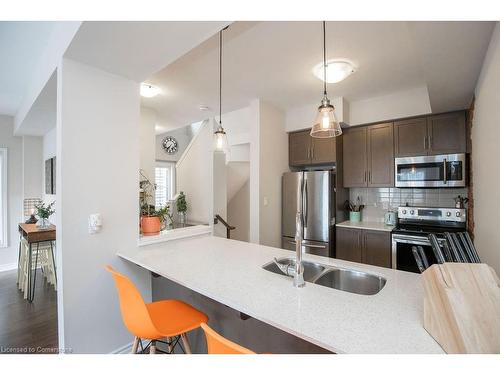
<box><xmin>310</xmin><ymin>21</ymin><xmax>342</xmax><ymax>138</ymax></box>
<box><xmin>214</xmin><ymin>27</ymin><xmax>229</xmax><ymax>153</ymax></box>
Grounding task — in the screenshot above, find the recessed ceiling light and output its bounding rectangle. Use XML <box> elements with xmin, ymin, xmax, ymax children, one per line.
<box><xmin>140</xmin><ymin>83</ymin><xmax>161</xmax><ymax>98</ymax></box>
<box><xmin>313</xmin><ymin>60</ymin><xmax>356</xmax><ymax>84</ymax></box>
<box><xmin>199</xmin><ymin>105</ymin><xmax>211</xmax><ymax>111</ymax></box>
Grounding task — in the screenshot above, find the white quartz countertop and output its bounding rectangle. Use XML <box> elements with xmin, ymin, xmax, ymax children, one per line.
<box><xmin>337</xmin><ymin>220</ymin><xmax>395</xmax><ymax>232</ymax></box>
<box><xmin>117</xmin><ymin>235</ymin><xmax>443</xmax><ymax>354</ymax></box>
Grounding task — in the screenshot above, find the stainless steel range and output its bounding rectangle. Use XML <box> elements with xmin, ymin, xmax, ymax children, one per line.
<box><xmin>391</xmin><ymin>206</ymin><xmax>466</xmax><ymax>273</ymax></box>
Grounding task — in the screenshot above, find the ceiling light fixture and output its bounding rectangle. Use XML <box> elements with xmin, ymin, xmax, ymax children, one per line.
<box><xmin>140</xmin><ymin>83</ymin><xmax>161</xmax><ymax>98</ymax></box>
<box><xmin>199</xmin><ymin>105</ymin><xmax>211</xmax><ymax>111</ymax></box>
<box><xmin>313</xmin><ymin>60</ymin><xmax>355</xmax><ymax>83</ymax></box>
<box><xmin>310</xmin><ymin>21</ymin><xmax>342</xmax><ymax>139</ymax></box>
<box><xmin>214</xmin><ymin>27</ymin><xmax>229</xmax><ymax>153</ymax></box>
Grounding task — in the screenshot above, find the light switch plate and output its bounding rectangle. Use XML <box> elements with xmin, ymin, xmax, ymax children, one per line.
<box><xmin>88</xmin><ymin>213</ymin><xmax>102</xmax><ymax>234</ymax></box>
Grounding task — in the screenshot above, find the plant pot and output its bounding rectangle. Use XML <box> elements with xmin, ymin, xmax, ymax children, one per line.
<box><xmin>141</xmin><ymin>215</ymin><xmax>161</xmax><ymax>236</ymax></box>
<box><xmin>36</xmin><ymin>218</ymin><xmax>50</xmax><ymax>229</ymax></box>
<box><xmin>178</xmin><ymin>212</ymin><xmax>187</xmax><ymax>224</ymax></box>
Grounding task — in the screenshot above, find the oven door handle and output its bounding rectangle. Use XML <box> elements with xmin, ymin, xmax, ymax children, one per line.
<box><xmin>443</xmin><ymin>159</ymin><xmax>447</xmax><ymax>184</ymax></box>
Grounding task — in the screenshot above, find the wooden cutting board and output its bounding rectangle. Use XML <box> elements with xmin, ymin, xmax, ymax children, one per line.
<box><xmin>422</xmin><ymin>263</ymin><xmax>500</xmax><ymax>353</ymax></box>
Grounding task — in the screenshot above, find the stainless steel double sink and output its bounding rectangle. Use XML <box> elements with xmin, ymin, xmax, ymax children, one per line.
<box><xmin>262</xmin><ymin>257</ymin><xmax>386</xmax><ymax>295</ymax></box>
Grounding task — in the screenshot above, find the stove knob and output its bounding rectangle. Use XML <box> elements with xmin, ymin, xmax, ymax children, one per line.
<box><xmin>402</xmin><ymin>209</ymin><xmax>407</xmax><ymax>215</ymax></box>
<box><xmin>446</xmin><ymin>211</ymin><xmax>452</xmax><ymax>217</ymax></box>
<box><xmin>410</xmin><ymin>210</ymin><xmax>415</xmax><ymax>215</ymax></box>
<box><xmin>456</xmin><ymin>212</ymin><xmax>461</xmax><ymax>217</ymax></box>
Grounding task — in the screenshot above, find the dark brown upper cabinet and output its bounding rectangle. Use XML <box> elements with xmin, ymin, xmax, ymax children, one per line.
<box><xmin>394</xmin><ymin>117</ymin><xmax>428</xmax><ymax>157</ymax></box>
<box><xmin>289</xmin><ymin>129</ymin><xmax>336</xmax><ymax>167</ymax></box>
<box><xmin>311</xmin><ymin>137</ymin><xmax>336</xmax><ymax>165</ymax></box>
<box><xmin>343</xmin><ymin>127</ymin><xmax>367</xmax><ymax>187</ymax></box>
<box><xmin>343</xmin><ymin>123</ymin><xmax>394</xmax><ymax>188</ymax></box>
<box><xmin>367</xmin><ymin>123</ymin><xmax>394</xmax><ymax>187</ymax></box>
<box><xmin>395</xmin><ymin>111</ymin><xmax>466</xmax><ymax>157</ymax></box>
<box><xmin>289</xmin><ymin>130</ymin><xmax>311</xmax><ymax>166</ymax></box>
<box><xmin>427</xmin><ymin>112</ymin><xmax>466</xmax><ymax>155</ymax></box>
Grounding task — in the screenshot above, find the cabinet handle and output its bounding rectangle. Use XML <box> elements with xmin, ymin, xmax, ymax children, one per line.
<box><xmin>311</xmin><ymin>145</ymin><xmax>314</xmax><ymax>160</ymax></box>
<box><xmin>424</xmin><ymin>136</ymin><xmax>427</xmax><ymax>150</ymax></box>
<box><xmin>364</xmin><ymin>171</ymin><xmax>367</xmax><ymax>182</ymax></box>
<box><xmin>428</xmin><ymin>135</ymin><xmax>432</xmax><ymax>150</ymax></box>
<box><xmin>368</xmin><ymin>171</ymin><xmax>371</xmax><ymax>183</ymax></box>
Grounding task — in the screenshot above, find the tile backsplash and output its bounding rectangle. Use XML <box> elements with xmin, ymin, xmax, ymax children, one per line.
<box><xmin>349</xmin><ymin>187</ymin><xmax>468</xmax><ymax>223</ymax></box>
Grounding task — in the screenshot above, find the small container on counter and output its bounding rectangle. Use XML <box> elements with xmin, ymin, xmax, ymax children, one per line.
<box><xmin>349</xmin><ymin>211</ymin><xmax>362</xmax><ymax>222</ymax></box>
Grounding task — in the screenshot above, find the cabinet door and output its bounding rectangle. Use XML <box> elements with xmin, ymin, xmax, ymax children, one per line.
<box><xmin>289</xmin><ymin>130</ymin><xmax>312</xmax><ymax>166</ymax></box>
<box><xmin>367</xmin><ymin>123</ymin><xmax>394</xmax><ymax>187</ymax></box>
<box><xmin>427</xmin><ymin>112</ymin><xmax>466</xmax><ymax>155</ymax></box>
<box><xmin>335</xmin><ymin>227</ymin><xmax>362</xmax><ymax>263</ymax></box>
<box><xmin>362</xmin><ymin>230</ymin><xmax>391</xmax><ymax>268</ymax></box>
<box><xmin>394</xmin><ymin>118</ymin><xmax>428</xmax><ymax>157</ymax></box>
<box><xmin>311</xmin><ymin>137</ymin><xmax>336</xmax><ymax>165</ymax></box>
<box><xmin>342</xmin><ymin>127</ymin><xmax>367</xmax><ymax>187</ymax></box>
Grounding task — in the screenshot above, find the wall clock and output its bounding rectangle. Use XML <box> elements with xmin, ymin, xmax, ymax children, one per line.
<box><xmin>162</xmin><ymin>136</ymin><xmax>178</xmax><ymax>154</ymax></box>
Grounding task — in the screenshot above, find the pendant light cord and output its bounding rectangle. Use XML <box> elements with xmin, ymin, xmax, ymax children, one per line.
<box><xmin>219</xmin><ymin>29</ymin><xmax>222</xmax><ymax>125</ymax></box>
<box><xmin>323</xmin><ymin>21</ymin><xmax>327</xmax><ymax>96</ymax></box>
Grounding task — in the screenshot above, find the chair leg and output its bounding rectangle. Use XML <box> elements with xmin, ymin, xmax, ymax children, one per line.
<box><xmin>150</xmin><ymin>340</ymin><xmax>156</xmax><ymax>354</ymax></box>
<box><xmin>131</xmin><ymin>337</ymin><xmax>139</xmax><ymax>354</ymax></box>
<box><xmin>180</xmin><ymin>333</ymin><xmax>192</xmax><ymax>354</ymax></box>
<box><xmin>166</xmin><ymin>337</ymin><xmax>173</xmax><ymax>354</ymax></box>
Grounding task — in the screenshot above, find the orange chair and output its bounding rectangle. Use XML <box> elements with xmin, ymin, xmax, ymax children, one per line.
<box><xmin>106</xmin><ymin>265</ymin><xmax>208</xmax><ymax>354</ymax></box>
<box><xmin>200</xmin><ymin>323</ymin><xmax>255</xmax><ymax>354</ymax></box>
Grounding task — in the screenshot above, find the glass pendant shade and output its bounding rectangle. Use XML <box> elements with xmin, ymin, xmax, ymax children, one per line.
<box><xmin>310</xmin><ymin>98</ymin><xmax>342</xmax><ymax>138</ymax></box>
<box><xmin>214</xmin><ymin>123</ymin><xmax>228</xmax><ymax>153</ymax></box>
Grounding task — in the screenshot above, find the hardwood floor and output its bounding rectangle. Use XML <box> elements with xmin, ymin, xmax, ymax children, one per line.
<box><xmin>0</xmin><ymin>269</ymin><xmax>58</xmax><ymax>354</ymax></box>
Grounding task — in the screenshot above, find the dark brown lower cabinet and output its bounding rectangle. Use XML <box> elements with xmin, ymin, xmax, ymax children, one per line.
<box><xmin>336</xmin><ymin>227</ymin><xmax>391</xmax><ymax>268</ymax></box>
<box><xmin>335</xmin><ymin>227</ymin><xmax>362</xmax><ymax>263</ymax></box>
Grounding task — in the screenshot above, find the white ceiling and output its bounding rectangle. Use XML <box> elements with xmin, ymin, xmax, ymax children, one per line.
<box><xmin>0</xmin><ymin>21</ymin><xmax>58</xmax><ymax>116</ymax></box>
<box><xmin>65</xmin><ymin>21</ymin><xmax>229</xmax><ymax>82</ymax></box>
<box><xmin>142</xmin><ymin>21</ymin><xmax>495</xmax><ymax>130</ymax></box>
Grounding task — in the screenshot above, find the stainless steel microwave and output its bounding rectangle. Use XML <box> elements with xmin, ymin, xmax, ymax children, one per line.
<box><xmin>395</xmin><ymin>153</ymin><xmax>466</xmax><ymax>188</ymax></box>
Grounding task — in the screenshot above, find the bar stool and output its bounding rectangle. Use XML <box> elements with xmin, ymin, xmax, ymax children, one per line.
<box><xmin>200</xmin><ymin>323</ymin><xmax>255</xmax><ymax>354</ymax></box>
<box><xmin>106</xmin><ymin>266</ymin><xmax>208</xmax><ymax>354</ymax></box>
<box><xmin>18</xmin><ymin>238</ymin><xmax>57</xmax><ymax>299</ymax></box>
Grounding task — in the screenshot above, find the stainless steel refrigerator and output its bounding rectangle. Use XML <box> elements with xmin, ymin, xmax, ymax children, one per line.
<box><xmin>282</xmin><ymin>171</ymin><xmax>335</xmax><ymax>257</ymax></box>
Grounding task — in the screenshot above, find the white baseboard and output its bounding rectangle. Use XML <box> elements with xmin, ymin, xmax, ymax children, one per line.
<box><xmin>0</xmin><ymin>262</ymin><xmax>17</xmax><ymax>273</ymax></box>
<box><xmin>111</xmin><ymin>341</ymin><xmax>133</xmax><ymax>354</ymax></box>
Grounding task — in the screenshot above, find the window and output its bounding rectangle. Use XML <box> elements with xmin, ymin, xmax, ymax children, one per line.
<box><xmin>0</xmin><ymin>148</ymin><xmax>7</xmax><ymax>248</ymax></box>
<box><xmin>155</xmin><ymin>162</ymin><xmax>175</xmax><ymax>209</ymax></box>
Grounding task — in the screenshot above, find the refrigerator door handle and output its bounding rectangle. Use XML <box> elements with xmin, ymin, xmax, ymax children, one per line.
<box><xmin>304</xmin><ymin>179</ymin><xmax>308</xmax><ymax>227</ymax></box>
<box><xmin>300</xmin><ymin>173</ymin><xmax>306</xmax><ymax>226</ymax></box>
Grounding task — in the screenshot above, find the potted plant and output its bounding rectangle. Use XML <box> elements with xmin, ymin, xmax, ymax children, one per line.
<box><xmin>139</xmin><ymin>170</ymin><xmax>161</xmax><ymax>236</ymax></box>
<box><xmin>156</xmin><ymin>205</ymin><xmax>174</xmax><ymax>230</ymax></box>
<box><xmin>176</xmin><ymin>192</ymin><xmax>188</xmax><ymax>224</ymax></box>
<box><xmin>34</xmin><ymin>201</ymin><xmax>55</xmax><ymax>229</ymax></box>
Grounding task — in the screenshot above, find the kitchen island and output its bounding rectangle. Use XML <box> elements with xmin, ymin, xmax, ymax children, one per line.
<box><xmin>117</xmin><ymin>235</ymin><xmax>443</xmax><ymax>354</ymax></box>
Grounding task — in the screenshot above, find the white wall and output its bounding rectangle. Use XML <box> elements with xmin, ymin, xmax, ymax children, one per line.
<box><xmin>0</xmin><ymin>116</ymin><xmax>22</xmax><ymax>270</ymax></box>
<box><xmin>42</xmin><ymin>128</ymin><xmax>57</xmax><ymax>223</ymax></box>
<box><xmin>258</xmin><ymin>101</ymin><xmax>289</xmax><ymax>248</ymax></box>
<box><xmin>227</xmin><ymin>180</ymin><xmax>250</xmax><ymax>242</ymax></box>
<box><xmin>139</xmin><ymin>107</ymin><xmax>156</xmax><ymax>181</ymax></box>
<box><xmin>155</xmin><ymin>125</ymin><xmax>196</xmax><ymax>163</ymax></box>
<box><xmin>176</xmin><ymin>120</ymin><xmax>212</xmax><ymax>224</ymax></box>
<box><xmin>472</xmin><ymin>22</ymin><xmax>500</xmax><ymax>274</ymax></box>
<box><xmin>22</xmin><ymin>136</ymin><xmax>43</xmax><ymax>199</ymax></box>
<box><xmin>348</xmin><ymin>86</ymin><xmax>432</xmax><ymax>126</ymax></box>
<box><xmin>57</xmin><ymin>59</ymin><xmax>151</xmax><ymax>353</ymax></box>
<box><xmin>286</xmin><ymin>96</ymin><xmax>348</xmax><ymax>132</ymax></box>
